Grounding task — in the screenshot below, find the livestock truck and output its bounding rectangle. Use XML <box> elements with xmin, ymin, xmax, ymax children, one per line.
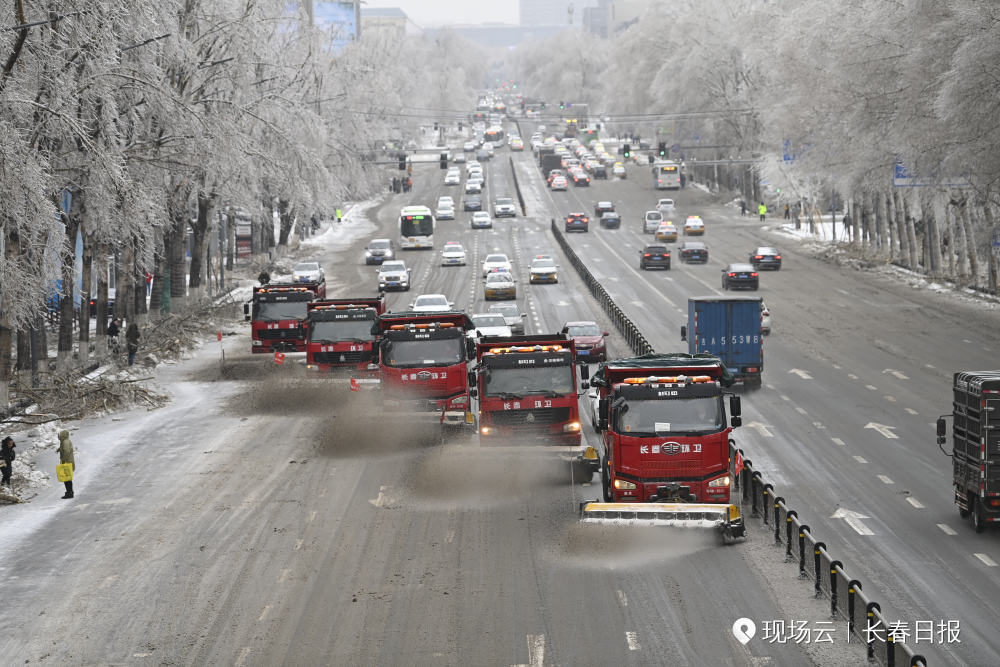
<box><xmin>374</xmin><ymin>311</ymin><xmax>476</xmax><ymax>429</ymax></box>
<box><xmin>938</xmin><ymin>371</ymin><xmax>1000</xmax><ymax>532</ymax></box>
<box><xmin>681</xmin><ymin>296</ymin><xmax>764</xmax><ymax>389</ymax></box>
<box><xmin>305</xmin><ymin>296</ymin><xmax>386</xmax><ymax>373</ymax></box>
<box><xmin>471</xmin><ymin>335</ymin><xmax>595</xmax><ymax>479</ymax></box>
<box><xmin>582</xmin><ymin>353</ymin><xmax>745</xmax><ymax>540</ymax></box>
<box><xmin>245</xmin><ymin>285</ymin><xmax>315</xmax><ymax>354</ymax></box>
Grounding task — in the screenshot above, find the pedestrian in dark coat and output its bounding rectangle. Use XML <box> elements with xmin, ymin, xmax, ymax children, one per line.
<box><xmin>125</xmin><ymin>321</ymin><xmax>140</xmax><ymax>366</ymax></box>
<box><xmin>1</xmin><ymin>436</ymin><xmax>15</xmax><ymax>487</ymax></box>
<box><xmin>58</xmin><ymin>430</ymin><xmax>75</xmax><ymax>499</ymax></box>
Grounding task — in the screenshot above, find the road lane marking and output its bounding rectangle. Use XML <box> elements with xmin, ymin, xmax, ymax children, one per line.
<box><xmin>975</xmin><ymin>553</ymin><xmax>998</xmax><ymax>567</ymax></box>
<box><xmin>308</xmin><ymin>511</ymin><xmax>317</xmax><ymax>523</ymax></box>
<box><xmin>279</xmin><ymin>568</ymin><xmax>291</xmax><ymax>582</ymax></box>
<box><xmin>831</xmin><ymin>508</ymin><xmax>874</xmax><ymax>535</ymax></box>
<box><xmin>937</xmin><ymin>524</ymin><xmax>957</xmax><ymax>536</ymax></box>
<box><xmin>884</xmin><ymin>395</ymin><xmax>896</xmax><ymax>402</ymax></box>
<box><xmin>294</xmin><ymin>539</ymin><xmax>304</xmax><ymax>550</ymax></box>
<box><xmin>788</xmin><ymin>369</ymin><xmax>813</xmax><ymax>380</ymax></box>
<box><xmin>832</xmin><ymin>364</ymin><xmax>842</xmax><ymax>370</ymax></box>
<box><xmin>779</xmin><ymin>394</ymin><xmax>790</xmax><ymax>402</ymax></box>
<box><xmin>528</xmin><ymin>634</ymin><xmax>545</xmax><ymax>667</ymax></box>
<box><xmin>795</xmin><ymin>406</ymin><xmax>807</xmax><ymax>415</ymax></box>
<box><xmin>746</xmin><ymin>422</ymin><xmax>774</xmax><ymax>437</ymax></box>
<box><xmin>905</xmin><ymin>408</ymin><xmax>919</xmax><ymax>415</ymax></box>
<box><xmin>235</xmin><ymin>647</ymin><xmax>252</xmax><ymax>666</ymax></box>
<box><xmin>865</xmin><ymin>423</ymin><xmax>898</xmax><ymax>439</ymax></box>
<box><xmin>812</xmin><ymin>422</ymin><xmax>826</xmax><ymax>430</ymax></box>
<box><xmin>906</xmin><ymin>497</ymin><xmax>924</xmax><ymax>509</ymax></box>
<box><xmin>626</xmin><ymin>631</ymin><xmax>640</xmax><ymax>650</ymax></box>
<box><xmin>853</xmin><ymin>456</ymin><xmax>868</xmax><ymax>464</ymax></box>
<box><xmin>877</xmin><ymin>475</ymin><xmax>894</xmax><ymax>485</ymax></box>
<box><xmin>258</xmin><ymin>605</ymin><xmax>272</xmax><ymax>621</ymax></box>
<box><xmin>865</xmin><ymin>384</ymin><xmax>878</xmax><ymax>391</ymax></box>
<box><xmin>617</xmin><ymin>589</ymin><xmax>628</xmax><ymax>607</ymax></box>
<box><xmin>446</xmin><ymin>529</ymin><xmax>455</xmax><ymax>543</ymax></box>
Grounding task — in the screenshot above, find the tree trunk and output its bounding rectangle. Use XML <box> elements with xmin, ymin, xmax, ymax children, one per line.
<box><xmin>945</xmin><ymin>203</ymin><xmax>956</xmax><ymax>278</ymax></box>
<box><xmin>903</xmin><ymin>192</ymin><xmax>920</xmax><ymax>269</ymax></box>
<box><xmin>188</xmin><ymin>191</ymin><xmax>213</xmax><ymax>302</ymax></box>
<box><xmin>16</xmin><ymin>329</ymin><xmax>29</xmax><ymax>371</ymax></box>
<box><xmin>168</xmin><ymin>214</ymin><xmax>187</xmax><ymax>312</ymax></box>
<box><xmin>226</xmin><ymin>207</ymin><xmax>236</xmax><ymax>270</ymax></box>
<box><xmin>893</xmin><ymin>190</ymin><xmax>908</xmax><ymax>265</ymax></box>
<box><xmin>960</xmin><ymin>201</ymin><xmax>979</xmax><ymax>282</ymax></box>
<box><xmin>79</xmin><ymin>233</ymin><xmax>92</xmax><ymax>361</ymax></box>
<box><xmin>984</xmin><ymin>204</ymin><xmax>999</xmax><ymax>294</ymax></box>
<box><xmin>57</xmin><ymin>211</ymin><xmax>80</xmax><ymax>370</ymax></box>
<box><xmin>96</xmin><ymin>247</ymin><xmax>109</xmax><ymax>356</ymax></box>
<box><xmin>278</xmin><ymin>198</ymin><xmax>293</xmax><ymax>246</ymax></box>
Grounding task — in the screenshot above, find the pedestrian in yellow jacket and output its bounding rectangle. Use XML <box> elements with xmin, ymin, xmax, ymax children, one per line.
<box><xmin>58</xmin><ymin>430</ymin><xmax>75</xmax><ymax>499</ymax></box>
<box><xmin>758</xmin><ymin>203</ymin><xmax>767</xmax><ymax>222</ymax></box>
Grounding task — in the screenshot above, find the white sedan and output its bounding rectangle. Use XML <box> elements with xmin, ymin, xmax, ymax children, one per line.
<box><xmin>436</xmin><ymin>204</ymin><xmax>455</xmax><ymax>220</ymax></box>
<box><xmin>468</xmin><ymin>313</ymin><xmax>512</xmax><ymax>338</ymax></box>
<box><xmin>410</xmin><ymin>294</ymin><xmax>454</xmax><ymax>312</ymax></box>
<box><xmin>482</xmin><ymin>253</ymin><xmax>512</xmax><ymax>276</ymax></box>
<box><xmin>441</xmin><ymin>242</ymin><xmax>467</xmax><ymax>266</ymax></box>
<box><xmin>550</xmin><ymin>175</ymin><xmax>568</xmax><ymax>191</ymax></box>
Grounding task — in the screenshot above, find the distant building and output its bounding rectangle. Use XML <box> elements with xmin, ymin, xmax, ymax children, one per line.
<box><xmin>312</xmin><ymin>1</ymin><xmax>361</xmax><ymax>47</ymax></box>
<box><xmin>583</xmin><ymin>0</ymin><xmax>660</xmax><ymax>36</ymax></box>
<box><xmin>520</xmin><ymin>0</ymin><xmax>599</xmax><ymax>27</ymax></box>
<box><xmin>361</xmin><ymin>7</ymin><xmax>421</xmax><ymax>38</ymax></box>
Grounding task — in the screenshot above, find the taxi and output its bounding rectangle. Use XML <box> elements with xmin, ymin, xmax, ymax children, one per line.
<box><xmin>683</xmin><ymin>216</ymin><xmax>706</xmax><ymax>235</ymax></box>
<box><xmin>483</xmin><ymin>270</ymin><xmax>517</xmax><ymax>300</ymax></box>
<box><xmin>655</xmin><ymin>222</ymin><xmax>678</xmax><ymax>242</ymax></box>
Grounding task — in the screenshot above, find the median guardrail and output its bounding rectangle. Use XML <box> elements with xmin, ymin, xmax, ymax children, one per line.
<box><xmin>550</xmin><ymin>219</ymin><xmax>654</xmax><ymax>357</ymax></box>
<box><xmin>731</xmin><ymin>443</ymin><xmax>930</xmax><ymax>667</ymax></box>
<box><xmin>509</xmin><ymin>156</ymin><xmax>526</xmax><ymax>216</ymax></box>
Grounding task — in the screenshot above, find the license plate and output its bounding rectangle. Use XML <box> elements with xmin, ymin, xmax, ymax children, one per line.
<box><xmin>578</xmin><ymin>350</ymin><xmax>590</xmax><ymax>356</ymax></box>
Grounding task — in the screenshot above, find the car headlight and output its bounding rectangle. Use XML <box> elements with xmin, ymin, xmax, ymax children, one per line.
<box><xmin>384</xmin><ymin>250</ymin><xmax>393</xmax><ymax>257</ymax></box>
<box><xmin>562</xmin><ymin>421</ymin><xmax>581</xmax><ymax>433</ymax></box>
<box><xmin>613</xmin><ymin>479</ymin><xmax>637</xmax><ymax>490</ymax></box>
<box><xmin>450</xmin><ymin>395</ymin><xmax>469</xmax><ymax>406</ymax></box>
<box><xmin>365</xmin><ymin>251</ymin><xmax>372</xmax><ymax>256</ymax></box>
<box><xmin>708</xmin><ymin>475</ymin><xmax>731</xmax><ymax>488</ymax></box>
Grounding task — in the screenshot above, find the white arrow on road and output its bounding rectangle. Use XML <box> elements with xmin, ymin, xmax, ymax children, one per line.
<box><xmin>831</xmin><ymin>508</ymin><xmax>875</xmax><ymax>535</ymax></box>
<box><xmin>865</xmin><ymin>422</ymin><xmax>899</xmax><ymax>439</ymax></box>
<box><xmin>789</xmin><ymin>368</ymin><xmax>813</xmax><ymax>380</ymax></box>
<box><xmin>745</xmin><ymin>421</ymin><xmax>774</xmax><ymax>437</ymax></box>
<box><xmin>882</xmin><ymin>368</ymin><xmax>909</xmax><ymax>380</ymax></box>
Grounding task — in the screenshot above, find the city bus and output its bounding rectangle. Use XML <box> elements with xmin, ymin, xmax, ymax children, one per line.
<box><xmin>399</xmin><ymin>205</ymin><xmax>435</xmax><ymax>249</ymax></box>
<box><xmin>653</xmin><ymin>161</ymin><xmax>682</xmax><ymax>190</ymax></box>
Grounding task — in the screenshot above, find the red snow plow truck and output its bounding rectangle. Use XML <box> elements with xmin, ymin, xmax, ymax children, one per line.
<box><xmin>581</xmin><ymin>353</ymin><xmax>745</xmax><ymax>541</ymax></box>
<box><xmin>305</xmin><ymin>296</ymin><xmax>386</xmax><ymax>373</ymax></box>
<box><xmin>471</xmin><ymin>335</ymin><xmax>595</xmax><ymax>478</ymax></box>
<box><xmin>373</xmin><ymin>311</ymin><xmax>476</xmax><ymax>429</ymax></box>
<box><xmin>245</xmin><ymin>285</ymin><xmax>315</xmax><ymax>354</ymax></box>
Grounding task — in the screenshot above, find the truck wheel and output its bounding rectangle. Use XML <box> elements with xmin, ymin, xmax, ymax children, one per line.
<box><xmin>601</xmin><ymin>454</ymin><xmax>612</xmax><ymax>502</ymax></box>
<box><xmin>973</xmin><ymin>498</ymin><xmax>986</xmax><ymax>533</ymax></box>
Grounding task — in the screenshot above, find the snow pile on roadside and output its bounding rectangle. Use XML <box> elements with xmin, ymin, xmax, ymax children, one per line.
<box><xmin>3</xmin><ymin>422</ymin><xmax>65</xmax><ymax>499</ymax></box>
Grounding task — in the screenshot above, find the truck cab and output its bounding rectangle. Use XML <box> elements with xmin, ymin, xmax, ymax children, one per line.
<box><xmin>305</xmin><ymin>296</ymin><xmax>386</xmax><ymax>373</ymax></box>
<box><xmin>472</xmin><ymin>334</ymin><xmax>594</xmax><ymax>476</ymax></box>
<box><xmin>375</xmin><ymin>311</ymin><xmax>476</xmax><ymax>428</ymax></box>
<box><xmin>591</xmin><ymin>354</ymin><xmax>741</xmax><ymax>504</ymax></box>
<box><xmin>245</xmin><ymin>285</ymin><xmax>315</xmax><ymax>354</ymax></box>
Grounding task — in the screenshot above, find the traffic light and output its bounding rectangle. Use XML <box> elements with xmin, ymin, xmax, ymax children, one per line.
<box><xmin>658</xmin><ymin>142</ymin><xmax>666</xmax><ymax>157</ymax></box>
<box><xmin>439</xmin><ymin>152</ymin><xmax>448</xmax><ymax>169</ymax></box>
<box><xmin>458</xmin><ymin>121</ymin><xmax>463</xmax><ymax>131</ymax></box>
<box><xmin>433</xmin><ymin>122</ymin><xmax>439</xmax><ymax>131</ymax></box>
<box><xmin>398</xmin><ymin>155</ymin><xmax>406</xmax><ymax>170</ymax></box>
<box><xmin>623</xmin><ymin>143</ymin><xmax>631</xmax><ymax>158</ymax></box>
<box><xmin>541</xmin><ymin>102</ymin><xmax>546</xmax><ymax>110</ymax></box>
<box><xmin>559</xmin><ymin>101</ymin><xmax>565</xmax><ymax>109</ymax></box>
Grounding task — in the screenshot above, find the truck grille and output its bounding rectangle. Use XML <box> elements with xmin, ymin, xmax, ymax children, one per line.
<box><xmin>491</xmin><ymin>407</ymin><xmax>569</xmax><ymax>426</ymax></box>
<box><xmin>314</xmin><ymin>351</ymin><xmax>371</xmax><ymax>364</ymax></box>
<box><xmin>259</xmin><ymin>327</ymin><xmax>305</xmax><ymax>340</ymax></box>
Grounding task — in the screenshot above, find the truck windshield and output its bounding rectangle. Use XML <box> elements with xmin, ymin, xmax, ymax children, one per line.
<box><xmin>485</xmin><ymin>365</ymin><xmax>574</xmax><ymax>396</ymax></box>
<box><xmin>309</xmin><ymin>320</ymin><xmax>374</xmax><ymax>343</ymax></box>
<box><xmin>615</xmin><ymin>397</ymin><xmax>722</xmax><ymax>435</ymax></box>
<box><xmin>256</xmin><ymin>301</ymin><xmax>308</xmax><ymax>322</ymax></box>
<box><xmin>384</xmin><ymin>339</ymin><xmax>464</xmax><ymax>368</ymax></box>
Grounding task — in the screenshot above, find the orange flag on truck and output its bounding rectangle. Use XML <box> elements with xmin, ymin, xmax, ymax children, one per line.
<box><xmin>733</xmin><ymin>449</ymin><xmax>745</xmax><ymax>474</ymax></box>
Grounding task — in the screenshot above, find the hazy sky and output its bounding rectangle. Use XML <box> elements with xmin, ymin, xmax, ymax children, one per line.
<box><xmin>363</xmin><ymin>0</ymin><xmax>518</xmax><ymax>27</ymax></box>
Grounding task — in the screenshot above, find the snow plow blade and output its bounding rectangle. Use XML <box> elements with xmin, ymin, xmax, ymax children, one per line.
<box><xmin>579</xmin><ymin>502</ymin><xmax>746</xmax><ymax>542</ymax></box>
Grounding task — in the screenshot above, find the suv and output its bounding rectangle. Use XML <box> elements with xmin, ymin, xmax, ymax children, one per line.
<box><xmin>364</xmin><ymin>238</ymin><xmax>395</xmax><ymax>265</ymax></box>
<box><xmin>488</xmin><ymin>302</ymin><xmax>526</xmax><ymax>335</ymax></box>
<box><xmin>591</xmin><ymin>163</ymin><xmax>608</xmax><ymax>179</ymax></box>
<box><xmin>639</xmin><ymin>244</ymin><xmax>671</xmax><ymax>270</ymax></box>
<box><xmin>493</xmin><ymin>197</ymin><xmax>517</xmax><ymax>217</ymax></box>
<box><xmin>643</xmin><ymin>210</ymin><xmax>663</xmax><ymax>234</ymax></box>
<box><xmin>721</xmin><ymin>263</ymin><xmax>759</xmax><ymax>290</ymax></box>
<box><xmin>565</xmin><ymin>213</ymin><xmax>589</xmax><ymax>233</ymax></box>
<box><xmin>656</xmin><ymin>198</ymin><xmax>675</xmax><ymax>215</ymax></box>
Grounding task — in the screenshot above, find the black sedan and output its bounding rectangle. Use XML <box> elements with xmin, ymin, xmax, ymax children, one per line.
<box><xmin>463</xmin><ymin>195</ymin><xmax>483</xmax><ymax>211</ymax></box>
<box><xmin>679</xmin><ymin>241</ymin><xmax>708</xmax><ymax>263</ymax></box>
<box><xmin>639</xmin><ymin>244</ymin><xmax>671</xmax><ymax>270</ymax></box>
<box><xmin>600</xmin><ymin>212</ymin><xmax>621</xmax><ymax>229</ymax></box>
<box><xmin>750</xmin><ymin>246</ymin><xmax>782</xmax><ymax>270</ymax></box>
<box><xmin>722</xmin><ymin>263</ymin><xmax>759</xmax><ymax>290</ymax></box>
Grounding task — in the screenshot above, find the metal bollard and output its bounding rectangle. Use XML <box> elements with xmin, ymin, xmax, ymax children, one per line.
<box><xmin>847</xmin><ymin>580</ymin><xmax>862</xmax><ymax>636</ymax></box>
<box><xmin>866</xmin><ymin>602</ymin><xmax>881</xmax><ymax>661</ymax></box>
<box><xmin>785</xmin><ymin>510</ymin><xmax>797</xmax><ymax>561</ymax></box>
<box><xmin>887</xmin><ymin>632</ymin><xmax>895</xmax><ymax>667</ymax></box>
<box><xmin>910</xmin><ymin>656</ymin><xmax>926</xmax><ymax>667</ymax></box>
<box><xmin>750</xmin><ymin>472</ymin><xmax>762</xmax><ymax>517</ymax></box>
<box><xmin>742</xmin><ymin>462</ymin><xmax>752</xmax><ymax>502</ymax></box>
<box><xmin>813</xmin><ymin>542</ymin><xmax>825</xmax><ymax>597</ymax></box>
<box><xmin>829</xmin><ymin>561</ymin><xmax>842</xmax><ymax>618</ymax></box>
<box><xmin>762</xmin><ymin>484</ymin><xmax>773</xmax><ymax>526</ymax></box>
<box><xmin>798</xmin><ymin>524</ymin><xmax>810</xmax><ymax>578</ymax></box>
<box><xmin>773</xmin><ymin>496</ymin><xmax>783</xmax><ymax>544</ymax></box>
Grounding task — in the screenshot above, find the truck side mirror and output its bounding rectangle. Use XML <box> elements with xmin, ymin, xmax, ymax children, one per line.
<box><xmin>468</xmin><ymin>370</ymin><xmax>476</xmax><ymax>387</ymax></box>
<box><xmin>936</xmin><ymin>417</ymin><xmax>947</xmax><ymax>445</ymax></box>
<box><xmin>469</xmin><ymin>388</ymin><xmax>478</xmax><ymax>399</ymax></box>
<box><xmin>680</xmin><ymin>325</ymin><xmax>687</xmax><ymax>341</ymax></box>
<box><xmin>730</xmin><ymin>395</ymin><xmax>742</xmax><ymax>417</ymax></box>
<box><xmin>580</xmin><ymin>381</ymin><xmax>589</xmax><ymax>391</ymax></box>
<box><xmin>598</xmin><ymin>398</ymin><xmax>608</xmax><ymax>422</ymax></box>
<box><xmin>579</xmin><ymin>364</ymin><xmax>590</xmax><ymax>380</ymax></box>
<box><xmin>243</xmin><ymin>303</ymin><xmax>250</xmax><ymax>321</ymax></box>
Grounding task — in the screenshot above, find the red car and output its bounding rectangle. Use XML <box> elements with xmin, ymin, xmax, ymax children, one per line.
<box><xmin>561</xmin><ymin>320</ymin><xmax>609</xmax><ymax>362</ymax></box>
<box><xmin>570</xmin><ymin>169</ymin><xmax>591</xmax><ymax>187</ymax></box>
<box><xmin>565</xmin><ymin>213</ymin><xmax>589</xmax><ymax>233</ymax></box>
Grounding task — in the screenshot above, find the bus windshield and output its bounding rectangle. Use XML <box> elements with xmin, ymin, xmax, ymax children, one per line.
<box><xmin>401</xmin><ymin>216</ymin><xmax>433</xmax><ymax>237</ymax></box>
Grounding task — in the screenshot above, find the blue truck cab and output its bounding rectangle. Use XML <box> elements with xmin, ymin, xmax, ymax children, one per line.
<box><xmin>681</xmin><ymin>296</ymin><xmax>764</xmax><ymax>390</ymax></box>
